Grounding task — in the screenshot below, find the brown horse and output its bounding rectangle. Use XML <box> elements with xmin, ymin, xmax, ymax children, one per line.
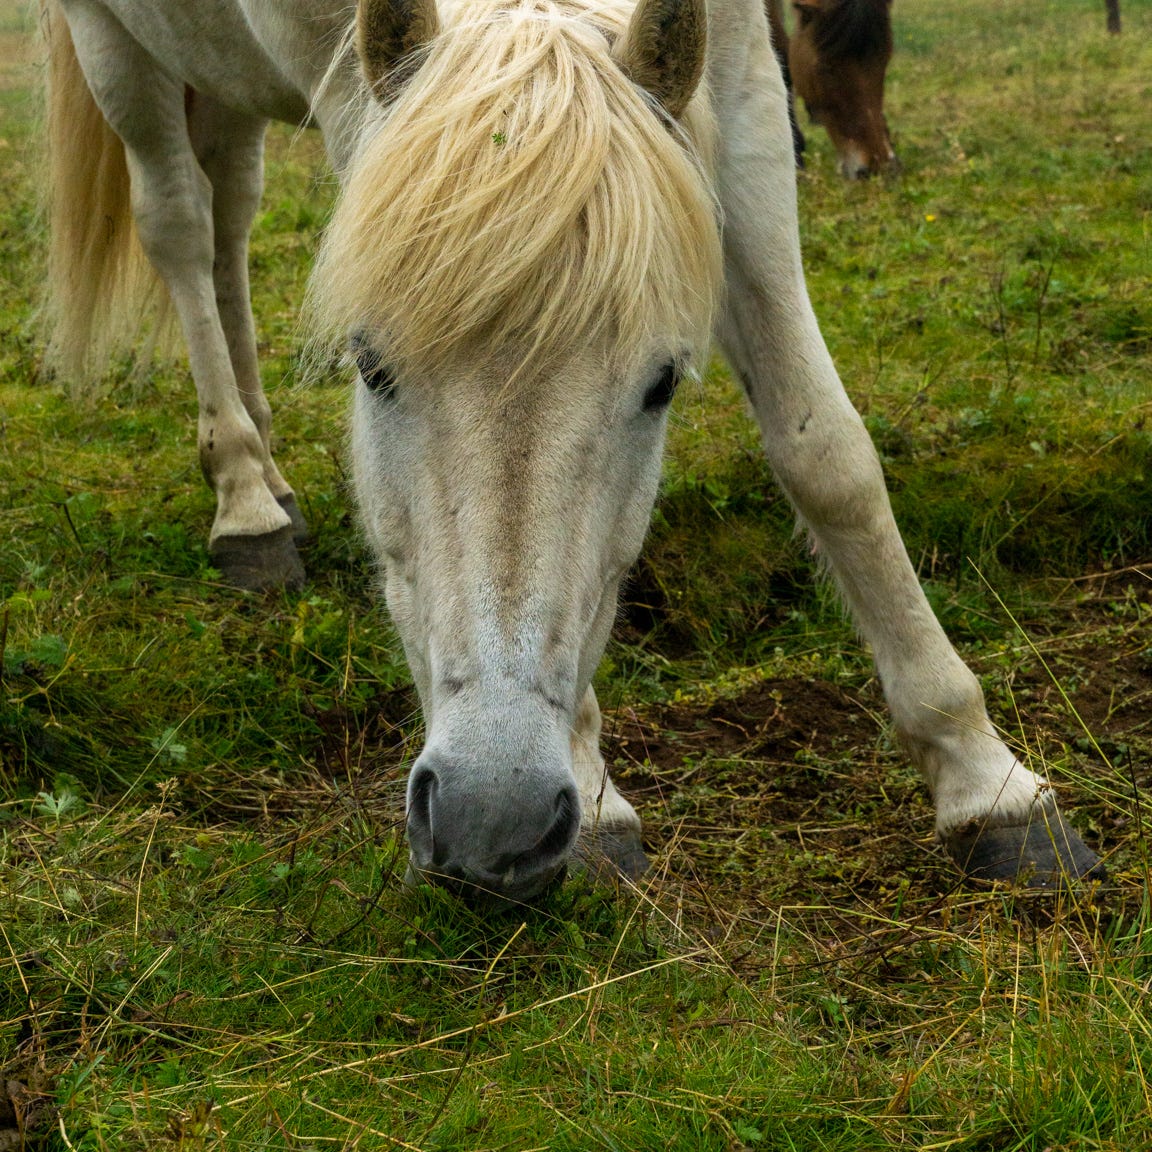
<box><xmin>768</xmin><ymin>0</ymin><xmax>897</xmax><ymax>178</ymax></box>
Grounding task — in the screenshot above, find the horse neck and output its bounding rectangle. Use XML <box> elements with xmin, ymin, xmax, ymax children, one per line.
<box><xmin>238</xmin><ymin>0</ymin><xmax>372</xmax><ymax>173</ymax></box>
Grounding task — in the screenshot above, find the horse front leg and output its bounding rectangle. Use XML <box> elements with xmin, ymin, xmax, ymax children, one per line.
<box><xmin>61</xmin><ymin>0</ymin><xmax>303</xmax><ymax>589</ymax></box>
<box><xmin>570</xmin><ymin>686</ymin><xmax>648</xmax><ymax>881</ymax></box>
<box><xmin>710</xmin><ymin>22</ymin><xmax>1102</xmax><ymax>885</ymax></box>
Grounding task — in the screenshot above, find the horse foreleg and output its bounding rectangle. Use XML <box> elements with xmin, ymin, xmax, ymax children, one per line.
<box><xmin>570</xmin><ymin>686</ymin><xmax>648</xmax><ymax>881</ymax></box>
<box><xmin>711</xmin><ymin>34</ymin><xmax>1101</xmax><ymax>886</ymax></box>
<box><xmin>188</xmin><ymin>94</ymin><xmax>307</xmax><ymax>546</ymax></box>
<box><xmin>61</xmin><ymin>0</ymin><xmax>303</xmax><ymax>589</ymax></box>
<box><xmin>725</xmin><ymin>286</ymin><xmax>1101</xmax><ymax>884</ymax></box>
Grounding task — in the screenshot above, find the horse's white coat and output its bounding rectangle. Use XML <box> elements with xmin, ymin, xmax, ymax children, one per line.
<box><xmin>51</xmin><ymin>0</ymin><xmax>1060</xmax><ymax>897</ymax></box>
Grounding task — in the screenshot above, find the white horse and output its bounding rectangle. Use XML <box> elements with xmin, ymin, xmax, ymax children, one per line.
<box><xmin>42</xmin><ymin>0</ymin><xmax>1102</xmax><ymax>900</ymax></box>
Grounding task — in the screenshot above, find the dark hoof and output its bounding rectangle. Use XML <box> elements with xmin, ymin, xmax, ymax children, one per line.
<box><xmin>572</xmin><ymin>825</ymin><xmax>650</xmax><ymax>885</ymax></box>
<box><xmin>211</xmin><ymin>525</ymin><xmax>305</xmax><ymax>591</ymax></box>
<box><xmin>276</xmin><ymin>494</ymin><xmax>309</xmax><ymax>545</ymax></box>
<box><xmin>944</xmin><ymin>808</ymin><xmax>1105</xmax><ymax>889</ymax></box>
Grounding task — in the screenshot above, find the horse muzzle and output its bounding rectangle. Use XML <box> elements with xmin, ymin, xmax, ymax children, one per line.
<box><xmin>404</xmin><ymin>750</ymin><xmax>582</xmax><ymax>902</ymax></box>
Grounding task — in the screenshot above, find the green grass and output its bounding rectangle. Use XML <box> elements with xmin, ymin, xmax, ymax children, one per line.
<box><xmin>2</xmin><ymin>0</ymin><xmax>1152</xmax><ymax>1148</ymax></box>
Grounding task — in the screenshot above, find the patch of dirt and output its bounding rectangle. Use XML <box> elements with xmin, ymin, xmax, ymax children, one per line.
<box><xmin>979</xmin><ymin>575</ymin><xmax>1152</xmax><ymax>858</ymax></box>
<box><xmin>597</xmin><ymin>676</ymin><xmax>949</xmax><ymax>904</ymax></box>
<box><xmin>604</xmin><ymin>677</ymin><xmax>880</xmax><ymax>781</ymax></box>
<box><xmin>1001</xmin><ymin>584</ymin><xmax>1152</xmax><ymax>756</ymax></box>
<box><xmin>1012</xmin><ymin>645</ymin><xmax>1152</xmax><ymax>749</ymax></box>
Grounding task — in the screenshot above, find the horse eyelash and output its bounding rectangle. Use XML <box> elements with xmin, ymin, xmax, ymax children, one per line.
<box><xmin>642</xmin><ymin>361</ymin><xmax>681</xmax><ymax>411</ymax></box>
<box><xmin>352</xmin><ymin>340</ymin><xmax>398</xmax><ymax>398</ymax></box>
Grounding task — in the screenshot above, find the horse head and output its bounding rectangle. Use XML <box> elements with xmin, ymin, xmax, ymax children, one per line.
<box><xmin>310</xmin><ymin>0</ymin><xmax>721</xmax><ymax>901</ymax></box>
<box><xmin>790</xmin><ymin>0</ymin><xmax>898</xmax><ymax>178</ymax></box>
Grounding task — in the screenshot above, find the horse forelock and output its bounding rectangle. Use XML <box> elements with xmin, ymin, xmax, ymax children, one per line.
<box><xmin>307</xmin><ymin>0</ymin><xmax>722</xmax><ymax>380</ymax></box>
<box><xmin>808</xmin><ymin>0</ymin><xmax>892</xmax><ymax>64</ymax></box>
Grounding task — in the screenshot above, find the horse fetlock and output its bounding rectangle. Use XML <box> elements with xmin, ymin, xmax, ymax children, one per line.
<box><xmin>941</xmin><ymin>805</ymin><xmax>1105</xmax><ymax>888</ymax></box>
<box><xmin>203</xmin><ymin>436</ymin><xmax>294</xmax><ymax>543</ymax></box>
<box><xmin>906</xmin><ymin>719</ymin><xmax>1049</xmax><ymax>834</ymax></box>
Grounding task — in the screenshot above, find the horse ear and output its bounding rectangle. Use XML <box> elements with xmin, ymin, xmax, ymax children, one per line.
<box><xmin>357</xmin><ymin>0</ymin><xmax>440</xmax><ymax>98</ymax></box>
<box><xmin>614</xmin><ymin>0</ymin><xmax>707</xmax><ymax>120</ymax></box>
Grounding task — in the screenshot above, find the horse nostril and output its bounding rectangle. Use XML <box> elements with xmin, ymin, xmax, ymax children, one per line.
<box><xmin>406</xmin><ymin>764</ymin><xmax>440</xmax><ymax>864</ymax></box>
<box><xmin>488</xmin><ymin>785</ymin><xmax>580</xmax><ymax>877</ymax></box>
<box><xmin>534</xmin><ymin>786</ymin><xmax>580</xmax><ymax>863</ymax></box>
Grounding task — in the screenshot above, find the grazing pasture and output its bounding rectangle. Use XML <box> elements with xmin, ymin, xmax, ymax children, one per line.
<box><xmin>1</xmin><ymin>0</ymin><xmax>1151</xmax><ymax>1147</ymax></box>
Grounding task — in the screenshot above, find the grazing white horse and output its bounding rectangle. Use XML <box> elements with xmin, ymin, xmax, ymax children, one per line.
<box><xmin>43</xmin><ymin>0</ymin><xmax>1102</xmax><ymax>900</ymax></box>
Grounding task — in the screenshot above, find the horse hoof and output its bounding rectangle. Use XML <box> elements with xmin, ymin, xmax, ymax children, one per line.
<box><xmin>276</xmin><ymin>494</ymin><xmax>310</xmax><ymax>544</ymax></box>
<box><xmin>943</xmin><ymin>809</ymin><xmax>1105</xmax><ymax>889</ymax></box>
<box><xmin>573</xmin><ymin>825</ymin><xmax>650</xmax><ymax>885</ymax></box>
<box><xmin>211</xmin><ymin>525</ymin><xmax>306</xmax><ymax>591</ymax></box>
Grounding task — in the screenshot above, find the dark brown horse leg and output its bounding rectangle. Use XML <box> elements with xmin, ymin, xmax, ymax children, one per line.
<box><xmin>765</xmin><ymin>0</ymin><xmax>806</xmax><ymax>166</ymax></box>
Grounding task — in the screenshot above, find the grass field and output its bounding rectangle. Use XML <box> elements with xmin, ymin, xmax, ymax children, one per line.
<box><xmin>2</xmin><ymin>0</ymin><xmax>1151</xmax><ymax>1148</ymax></box>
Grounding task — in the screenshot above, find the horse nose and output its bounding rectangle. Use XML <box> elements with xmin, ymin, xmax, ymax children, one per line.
<box><xmin>405</xmin><ymin>761</ymin><xmax>581</xmax><ymax>901</ymax></box>
<box><xmin>836</xmin><ymin>149</ymin><xmax>871</xmax><ymax>179</ymax></box>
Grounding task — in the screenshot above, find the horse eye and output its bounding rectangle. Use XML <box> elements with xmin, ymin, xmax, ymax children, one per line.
<box><xmin>352</xmin><ymin>337</ymin><xmax>397</xmax><ymax>398</ymax></box>
<box><xmin>643</xmin><ymin>362</ymin><xmax>681</xmax><ymax>412</ymax></box>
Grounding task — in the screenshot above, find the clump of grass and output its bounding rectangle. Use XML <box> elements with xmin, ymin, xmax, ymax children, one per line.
<box><xmin>3</xmin><ymin>776</ymin><xmax>1151</xmax><ymax>1148</ymax></box>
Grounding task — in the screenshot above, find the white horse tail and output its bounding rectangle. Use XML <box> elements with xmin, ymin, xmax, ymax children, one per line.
<box><xmin>41</xmin><ymin>0</ymin><xmax>162</xmax><ymax>386</ymax></box>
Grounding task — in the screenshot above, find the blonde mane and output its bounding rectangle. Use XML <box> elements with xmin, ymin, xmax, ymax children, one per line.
<box><xmin>307</xmin><ymin>0</ymin><xmax>723</xmax><ymax>377</ymax></box>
